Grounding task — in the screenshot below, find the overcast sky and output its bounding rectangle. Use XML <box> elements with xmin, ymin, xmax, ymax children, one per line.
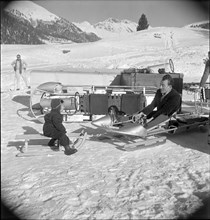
<box><xmin>32</xmin><ymin>0</ymin><xmax>209</xmax><ymax>27</ymax></box>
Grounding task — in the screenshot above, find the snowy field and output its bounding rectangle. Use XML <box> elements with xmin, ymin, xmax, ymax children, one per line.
<box><xmin>1</xmin><ymin>27</ymin><xmax>209</xmax><ymax>90</ymax></box>
<box><xmin>1</xmin><ymin>26</ymin><xmax>210</xmax><ymax>219</ymax></box>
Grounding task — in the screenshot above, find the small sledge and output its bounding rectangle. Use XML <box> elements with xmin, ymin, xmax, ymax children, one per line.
<box><xmin>15</xmin><ymin>130</ymin><xmax>87</xmax><ymax>157</ymax></box>
<box><xmin>91</xmin><ymin>106</ymin><xmax>208</xmax><ymax>151</ymax></box>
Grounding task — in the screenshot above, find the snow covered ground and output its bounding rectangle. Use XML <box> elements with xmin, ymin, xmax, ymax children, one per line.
<box><xmin>1</xmin><ymin>26</ymin><xmax>209</xmax><ymax>90</ymax></box>
<box><xmin>1</xmin><ymin>26</ymin><xmax>210</xmax><ymax>219</ymax></box>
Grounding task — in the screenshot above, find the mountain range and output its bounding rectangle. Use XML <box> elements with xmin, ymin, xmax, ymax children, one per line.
<box><xmin>1</xmin><ymin>1</ymin><xmax>138</xmax><ymax>44</ymax></box>
<box><xmin>184</xmin><ymin>20</ymin><xmax>209</xmax><ymax>29</ymax></box>
<box><xmin>73</xmin><ymin>18</ymin><xmax>138</xmax><ymax>38</ymax></box>
<box><xmin>1</xmin><ymin>1</ymin><xmax>209</xmax><ymax>45</ymax></box>
<box><xmin>1</xmin><ymin>1</ymin><xmax>101</xmax><ymax>44</ymax></box>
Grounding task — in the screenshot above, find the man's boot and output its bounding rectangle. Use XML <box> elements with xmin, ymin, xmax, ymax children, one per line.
<box><xmin>64</xmin><ymin>145</ymin><xmax>77</xmax><ymax>155</ymax></box>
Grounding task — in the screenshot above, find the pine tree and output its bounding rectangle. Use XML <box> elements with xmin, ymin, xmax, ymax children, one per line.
<box><xmin>137</xmin><ymin>14</ymin><xmax>149</xmax><ymax>31</ymax></box>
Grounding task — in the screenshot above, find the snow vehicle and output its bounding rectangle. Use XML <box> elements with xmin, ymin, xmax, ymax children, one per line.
<box><xmin>29</xmin><ymin>65</ymin><xmax>182</xmax><ymax>123</ymax></box>
<box><xmin>90</xmin><ymin>76</ymin><xmax>209</xmax><ymax>150</ymax></box>
<box><xmin>91</xmin><ymin>106</ymin><xmax>209</xmax><ymax>151</ymax></box>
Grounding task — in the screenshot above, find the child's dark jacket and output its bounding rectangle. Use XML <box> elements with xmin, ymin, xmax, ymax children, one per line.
<box><xmin>43</xmin><ymin>109</ymin><xmax>66</xmax><ymax>139</ymax></box>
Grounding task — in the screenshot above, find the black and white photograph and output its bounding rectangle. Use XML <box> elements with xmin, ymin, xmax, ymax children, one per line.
<box><xmin>1</xmin><ymin>0</ymin><xmax>210</xmax><ymax>219</ymax></box>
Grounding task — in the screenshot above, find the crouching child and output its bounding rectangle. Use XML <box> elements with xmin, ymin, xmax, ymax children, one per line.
<box><xmin>43</xmin><ymin>99</ymin><xmax>77</xmax><ymax>155</ymax></box>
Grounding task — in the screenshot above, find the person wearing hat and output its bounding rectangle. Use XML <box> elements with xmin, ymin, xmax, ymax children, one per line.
<box><xmin>11</xmin><ymin>54</ymin><xmax>30</xmax><ymax>90</ymax></box>
<box><xmin>43</xmin><ymin>99</ymin><xmax>77</xmax><ymax>155</ymax></box>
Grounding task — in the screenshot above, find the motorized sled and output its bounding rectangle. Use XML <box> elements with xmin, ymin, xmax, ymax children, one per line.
<box><xmin>91</xmin><ymin>105</ymin><xmax>208</xmax><ymax>151</ymax></box>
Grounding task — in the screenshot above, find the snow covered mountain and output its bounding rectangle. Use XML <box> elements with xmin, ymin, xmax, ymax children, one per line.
<box><xmin>73</xmin><ymin>18</ymin><xmax>138</xmax><ymax>38</ymax></box>
<box><xmin>5</xmin><ymin>0</ymin><xmax>60</xmax><ymax>23</ymax></box>
<box><xmin>1</xmin><ymin>1</ymin><xmax>100</xmax><ymax>44</ymax></box>
<box><xmin>184</xmin><ymin>20</ymin><xmax>209</xmax><ymax>30</ymax></box>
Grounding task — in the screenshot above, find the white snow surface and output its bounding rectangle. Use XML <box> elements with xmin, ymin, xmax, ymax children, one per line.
<box><xmin>1</xmin><ymin>26</ymin><xmax>209</xmax><ymax>91</ymax></box>
<box><xmin>1</xmin><ymin>25</ymin><xmax>210</xmax><ymax>220</ymax></box>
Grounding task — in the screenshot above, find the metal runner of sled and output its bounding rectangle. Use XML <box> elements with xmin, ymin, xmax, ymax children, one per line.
<box><xmin>15</xmin><ymin>130</ymin><xmax>87</xmax><ymax>157</ymax></box>
<box><xmin>92</xmin><ymin>112</ymin><xmax>208</xmax><ymax>151</ymax></box>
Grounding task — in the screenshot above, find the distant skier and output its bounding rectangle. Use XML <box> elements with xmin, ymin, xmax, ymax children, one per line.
<box><xmin>11</xmin><ymin>54</ymin><xmax>30</xmax><ymax>90</ymax></box>
<box><xmin>169</xmin><ymin>31</ymin><xmax>175</xmax><ymax>51</ymax></box>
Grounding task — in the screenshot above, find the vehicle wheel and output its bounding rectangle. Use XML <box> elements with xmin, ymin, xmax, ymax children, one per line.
<box><xmin>169</xmin><ymin>59</ymin><xmax>174</xmax><ymax>73</ymax></box>
<box><xmin>74</xmin><ymin>92</ymin><xmax>80</xmax><ymax>112</ymax></box>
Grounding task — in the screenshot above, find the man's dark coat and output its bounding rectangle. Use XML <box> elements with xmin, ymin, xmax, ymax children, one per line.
<box><xmin>142</xmin><ymin>88</ymin><xmax>181</xmax><ymax>119</ymax></box>
<box><xmin>43</xmin><ymin>108</ymin><xmax>66</xmax><ymax>139</ymax></box>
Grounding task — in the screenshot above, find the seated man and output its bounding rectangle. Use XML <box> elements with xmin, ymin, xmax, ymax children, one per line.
<box><xmin>132</xmin><ymin>74</ymin><xmax>182</xmax><ymax>127</ymax></box>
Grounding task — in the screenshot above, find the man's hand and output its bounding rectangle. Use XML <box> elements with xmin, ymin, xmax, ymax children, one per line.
<box><xmin>132</xmin><ymin>112</ymin><xmax>147</xmax><ymax>123</ymax></box>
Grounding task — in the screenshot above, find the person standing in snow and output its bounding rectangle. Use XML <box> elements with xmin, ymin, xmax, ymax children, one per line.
<box><xmin>199</xmin><ymin>51</ymin><xmax>210</xmax><ymax>88</ymax></box>
<box><xmin>11</xmin><ymin>54</ymin><xmax>30</xmax><ymax>90</ymax></box>
<box><xmin>43</xmin><ymin>99</ymin><xmax>77</xmax><ymax>155</ymax></box>
<box><xmin>199</xmin><ymin>51</ymin><xmax>210</xmax><ymax>144</ymax></box>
